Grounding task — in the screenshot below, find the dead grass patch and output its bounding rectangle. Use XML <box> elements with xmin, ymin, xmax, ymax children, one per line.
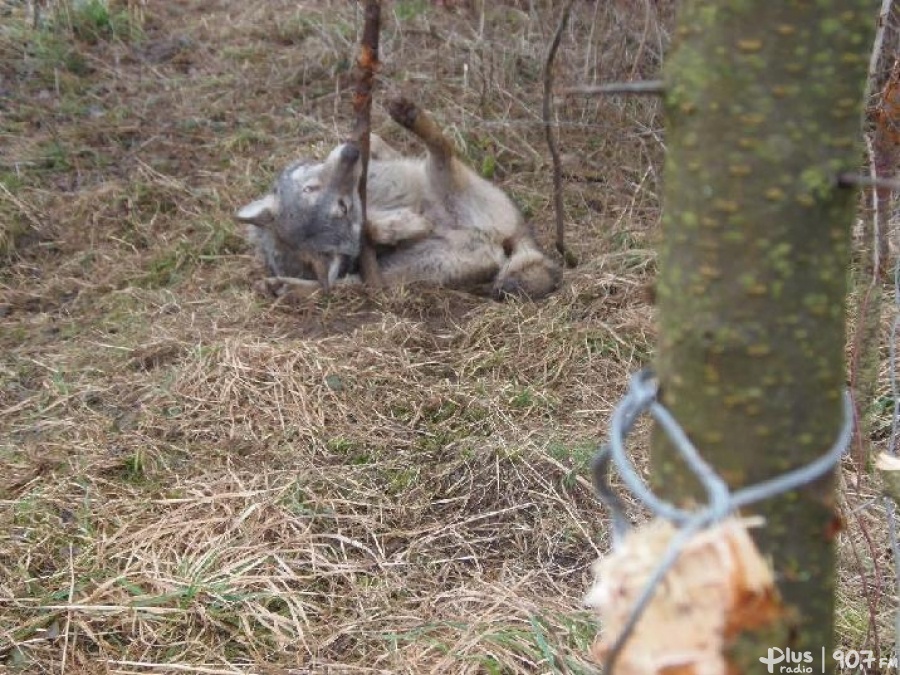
<box><xmin>1</xmin><ymin>0</ymin><xmax>896</xmax><ymax>672</ymax></box>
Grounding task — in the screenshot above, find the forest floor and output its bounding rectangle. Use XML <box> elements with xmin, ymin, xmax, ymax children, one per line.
<box><xmin>0</xmin><ymin>1</ymin><xmax>896</xmax><ymax>673</ymax></box>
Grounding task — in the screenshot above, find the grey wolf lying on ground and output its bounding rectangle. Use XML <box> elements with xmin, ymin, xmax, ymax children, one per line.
<box><xmin>236</xmin><ymin>98</ymin><xmax>562</xmax><ymax>300</ymax></box>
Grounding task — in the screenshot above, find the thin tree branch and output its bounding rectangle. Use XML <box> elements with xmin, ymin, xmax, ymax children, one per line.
<box><xmin>561</xmin><ymin>80</ymin><xmax>666</xmax><ymax>96</ymax></box>
<box><xmin>865</xmin><ymin>0</ymin><xmax>895</xmax><ymax>101</ymax></box>
<box><xmin>542</xmin><ymin>0</ymin><xmax>578</xmax><ymax>268</ymax></box>
<box><xmin>351</xmin><ymin>0</ymin><xmax>383</xmax><ymax>289</ymax></box>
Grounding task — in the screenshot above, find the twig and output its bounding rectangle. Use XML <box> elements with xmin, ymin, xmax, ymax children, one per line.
<box><xmin>351</xmin><ymin>0</ymin><xmax>383</xmax><ymax>289</ymax></box>
<box><xmin>870</xmin><ymin>55</ymin><xmax>900</xmax><ymax>279</ymax></box>
<box><xmin>838</xmin><ymin>471</ymin><xmax>883</xmax><ymax>658</ymax></box>
<box><xmin>561</xmin><ymin>80</ymin><xmax>666</xmax><ymax>96</ymax></box>
<box><xmin>865</xmin><ymin>0</ymin><xmax>895</xmax><ymax>101</ymax></box>
<box><xmin>61</xmin><ymin>543</ymin><xmax>75</xmax><ymax>675</ymax></box>
<box><xmin>106</xmin><ymin>662</ymin><xmax>250</xmax><ymax>675</ymax></box>
<box><xmin>629</xmin><ymin>0</ymin><xmax>654</xmax><ymax>82</ymax></box>
<box><xmin>542</xmin><ymin>0</ymin><xmax>578</xmax><ymax>269</ymax></box>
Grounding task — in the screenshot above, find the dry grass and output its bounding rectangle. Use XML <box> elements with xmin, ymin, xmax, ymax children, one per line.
<box><xmin>0</xmin><ymin>0</ymin><xmax>896</xmax><ymax>673</ymax></box>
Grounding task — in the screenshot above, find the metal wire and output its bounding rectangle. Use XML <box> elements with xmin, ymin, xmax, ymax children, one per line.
<box><xmin>592</xmin><ymin>369</ymin><xmax>854</xmax><ymax>674</ymax></box>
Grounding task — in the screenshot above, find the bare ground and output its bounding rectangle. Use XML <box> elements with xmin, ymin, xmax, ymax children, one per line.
<box><xmin>0</xmin><ymin>1</ymin><xmax>896</xmax><ymax>673</ymax></box>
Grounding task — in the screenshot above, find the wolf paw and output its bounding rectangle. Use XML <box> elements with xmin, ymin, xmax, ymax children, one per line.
<box><xmin>387</xmin><ymin>97</ymin><xmax>418</xmax><ymax>129</ymax></box>
<box><xmin>256</xmin><ymin>276</ymin><xmax>323</xmax><ymax>299</ymax></box>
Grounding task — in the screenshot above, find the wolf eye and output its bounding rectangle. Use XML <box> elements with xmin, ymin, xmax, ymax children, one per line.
<box><xmin>337</xmin><ymin>199</ymin><xmax>349</xmax><ymax>215</ymax></box>
<box><xmin>302</xmin><ymin>184</ymin><xmax>320</xmax><ymax>194</ymax></box>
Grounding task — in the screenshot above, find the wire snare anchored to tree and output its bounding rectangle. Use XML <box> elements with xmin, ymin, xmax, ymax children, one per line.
<box><xmin>237</xmin><ymin>98</ymin><xmax>562</xmax><ymax>301</ymax></box>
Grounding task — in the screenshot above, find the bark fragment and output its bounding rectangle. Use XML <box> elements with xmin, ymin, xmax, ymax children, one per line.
<box><xmin>585</xmin><ymin>518</ymin><xmax>783</xmax><ymax>675</ymax></box>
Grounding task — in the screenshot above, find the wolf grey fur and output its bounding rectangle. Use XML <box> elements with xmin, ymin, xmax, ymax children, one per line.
<box><xmin>237</xmin><ymin>98</ymin><xmax>561</xmax><ymax>300</ymax></box>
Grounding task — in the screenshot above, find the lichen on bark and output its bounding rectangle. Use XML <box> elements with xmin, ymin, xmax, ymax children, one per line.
<box><xmin>652</xmin><ymin>0</ymin><xmax>876</xmax><ymax>668</ymax></box>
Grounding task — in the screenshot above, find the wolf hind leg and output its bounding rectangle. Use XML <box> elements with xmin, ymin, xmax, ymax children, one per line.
<box><xmin>379</xmin><ymin>238</ymin><xmax>500</xmax><ymax>290</ymax></box>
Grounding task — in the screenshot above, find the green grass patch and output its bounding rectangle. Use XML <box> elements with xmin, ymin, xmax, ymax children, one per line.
<box><xmin>0</xmin><ymin>210</ymin><xmax>35</xmax><ymax>260</ymax></box>
<box><xmin>195</xmin><ymin>219</ymin><xmax>246</xmax><ymax>259</ymax></box>
<box><xmin>546</xmin><ymin>441</ymin><xmax>596</xmax><ymax>469</ymax></box>
<box><xmin>379</xmin><ymin>615</ymin><xmax>600</xmax><ymax>674</ymax></box>
<box><xmin>60</xmin><ymin>0</ymin><xmax>144</xmax><ymax>44</ymax></box>
<box><xmin>138</xmin><ymin>244</ymin><xmax>196</xmax><ymax>288</ymax></box>
<box><xmin>394</xmin><ymin>0</ymin><xmax>429</xmax><ymax>22</ymax></box>
<box><xmin>270</xmin><ymin>12</ymin><xmax>316</xmax><ymax>45</ymax></box>
<box><xmin>37</xmin><ymin>139</ymin><xmax>74</xmax><ymax>173</ymax></box>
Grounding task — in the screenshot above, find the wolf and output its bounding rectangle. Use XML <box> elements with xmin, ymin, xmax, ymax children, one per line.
<box><xmin>236</xmin><ymin>97</ymin><xmax>562</xmax><ymax>300</ymax></box>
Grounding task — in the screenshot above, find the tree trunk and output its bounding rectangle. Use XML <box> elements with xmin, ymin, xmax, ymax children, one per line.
<box><xmin>652</xmin><ymin>1</ymin><xmax>876</xmax><ymax>669</ymax></box>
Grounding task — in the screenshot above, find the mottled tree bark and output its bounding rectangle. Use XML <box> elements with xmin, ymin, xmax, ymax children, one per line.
<box><xmin>652</xmin><ymin>1</ymin><xmax>876</xmax><ymax>669</ymax></box>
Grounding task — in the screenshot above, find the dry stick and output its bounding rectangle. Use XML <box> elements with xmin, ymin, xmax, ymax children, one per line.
<box><xmin>628</xmin><ymin>0</ymin><xmax>654</xmax><ymax>83</ymax></box>
<box><xmin>870</xmin><ymin>58</ymin><xmax>900</xmax><ymax>282</ymax></box>
<box><xmin>352</xmin><ymin>0</ymin><xmax>383</xmax><ymax>289</ymax></box>
<box><xmin>542</xmin><ymin>0</ymin><xmax>578</xmax><ymax>269</ymax></box>
<box><xmin>561</xmin><ymin>80</ymin><xmax>666</xmax><ymax>96</ymax></box>
<box><xmin>866</xmin><ymin>0</ymin><xmax>896</xmax><ymax>102</ymax></box>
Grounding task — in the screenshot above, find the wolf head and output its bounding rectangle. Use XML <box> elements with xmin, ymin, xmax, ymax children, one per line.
<box><xmin>237</xmin><ymin>142</ymin><xmax>363</xmax><ymax>290</ymax></box>
<box><xmin>492</xmin><ymin>239</ymin><xmax>562</xmax><ymax>301</ymax></box>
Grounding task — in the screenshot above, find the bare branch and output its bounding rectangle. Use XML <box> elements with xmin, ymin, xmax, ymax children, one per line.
<box><xmin>542</xmin><ymin>0</ymin><xmax>578</xmax><ymax>269</ymax></box>
<box><xmin>865</xmin><ymin>0</ymin><xmax>895</xmax><ymax>100</ymax></box>
<box><xmin>868</xmin><ymin>39</ymin><xmax>900</xmax><ymax>282</ymax></box>
<box><xmin>561</xmin><ymin>80</ymin><xmax>666</xmax><ymax>96</ymax></box>
<box><xmin>351</xmin><ymin>0</ymin><xmax>383</xmax><ymax>289</ymax></box>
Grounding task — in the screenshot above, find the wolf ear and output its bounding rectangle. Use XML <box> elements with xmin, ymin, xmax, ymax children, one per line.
<box><xmin>236</xmin><ymin>194</ymin><xmax>279</xmax><ymax>226</ymax></box>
